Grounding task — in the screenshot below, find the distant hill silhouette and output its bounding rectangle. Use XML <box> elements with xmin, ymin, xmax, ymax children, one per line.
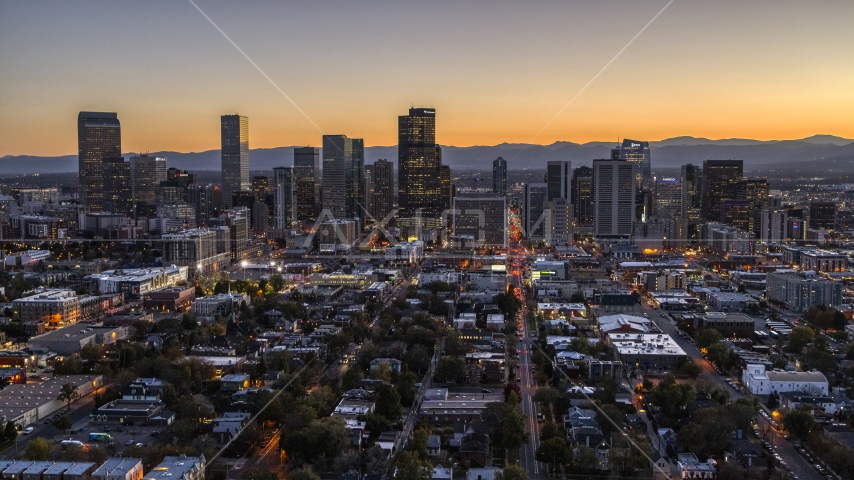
<box><xmin>3</xmin><ymin>135</ymin><xmax>852</xmax><ymax>175</ymax></box>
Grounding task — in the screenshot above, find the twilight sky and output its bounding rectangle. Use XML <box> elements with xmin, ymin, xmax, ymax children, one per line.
<box><xmin>2</xmin><ymin>0</ymin><xmax>853</xmax><ymax>156</ymax></box>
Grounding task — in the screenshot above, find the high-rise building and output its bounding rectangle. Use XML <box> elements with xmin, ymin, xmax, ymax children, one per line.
<box><xmin>252</xmin><ymin>176</ymin><xmax>269</xmax><ymax>200</ymax></box>
<box><xmin>294</xmin><ymin>147</ymin><xmax>321</xmax><ymax>222</ymax></box>
<box><xmin>572</xmin><ymin>166</ymin><xmax>594</xmax><ymax>228</ymax></box>
<box><xmin>440</xmin><ymin>164</ymin><xmax>453</xmax><ymax>214</ymax></box>
<box><xmin>221</xmin><ymin>115</ymin><xmax>250</xmax><ymax>208</ymax></box>
<box><xmin>78</xmin><ymin>112</ymin><xmax>121</xmax><ymax>212</ymax></box>
<box><xmin>398</xmin><ymin>107</ymin><xmax>442</xmax><ymax>222</ymax></box>
<box><xmin>492</xmin><ymin>157</ymin><xmax>508</xmax><ymax>195</ymax></box>
<box><xmin>322</xmin><ymin>135</ymin><xmax>363</xmax><ymax>219</ymax></box>
<box><xmin>546</xmin><ymin>161</ymin><xmax>571</xmax><ymax>202</ymax></box>
<box><xmin>524</xmin><ymin>183</ymin><xmax>549</xmax><ymax>241</ymax></box>
<box><xmin>272</xmin><ymin>167</ymin><xmax>297</xmax><ymax>232</ymax></box>
<box><xmin>210</xmin><ymin>207</ymin><xmax>250</xmax><ymax>261</ymax></box>
<box><xmin>652</xmin><ymin>177</ymin><xmax>682</xmax><ymax>219</ymax></box>
<box><xmin>593</xmin><ymin>159</ymin><xmax>636</xmax><ymax>238</ymax></box>
<box><xmin>158</xmin><ymin>168</ymin><xmax>196</xmax><ymax>202</ymax></box>
<box><xmin>129</xmin><ymin>155</ymin><xmax>168</xmax><ymax>210</ymax></box>
<box><xmin>102</xmin><ymin>157</ymin><xmax>131</xmax><ymax>215</ymax></box>
<box><xmin>809</xmin><ymin>201</ymin><xmax>837</xmax><ymax>230</ymax></box>
<box><xmin>680</xmin><ymin>164</ymin><xmax>703</xmax><ymax>239</ymax></box>
<box><xmin>738</xmin><ymin>178</ymin><xmax>768</xmax><ymax>235</ymax></box>
<box><xmin>453</xmin><ymin>194</ymin><xmax>507</xmax><ymax>247</ymax></box>
<box><xmin>188</xmin><ymin>184</ymin><xmax>221</xmax><ymax>226</ymax></box>
<box><xmin>366</xmin><ymin>159</ymin><xmax>395</xmax><ymax>225</ymax></box>
<box><xmin>546</xmin><ymin>197</ymin><xmax>573</xmax><ymax>246</ymax></box>
<box><xmin>364</xmin><ymin>164</ymin><xmax>376</xmax><ymax>222</ymax></box>
<box><xmin>701</xmin><ymin>160</ymin><xmax>743</xmax><ymax>221</ymax></box>
<box><xmin>614</xmin><ymin>139</ymin><xmax>651</xmax><ymax>189</ymax></box>
<box><xmin>720</xmin><ymin>199</ymin><xmax>752</xmax><ymax>232</ymax></box>
<box><xmin>760</xmin><ymin>197</ymin><xmax>788</xmax><ymax>244</ymax></box>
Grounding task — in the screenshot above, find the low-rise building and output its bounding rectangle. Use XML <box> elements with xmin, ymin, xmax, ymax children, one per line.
<box><xmin>0</xmin><ymin>375</ymin><xmax>103</xmax><ymax>427</ymax></box>
<box><xmin>89</xmin><ymin>266</ymin><xmax>189</xmax><ymax>299</ymax></box>
<box><xmin>141</xmin><ymin>454</ymin><xmax>205</xmax><ymax>480</ymax></box>
<box><xmin>13</xmin><ymin>289</ymin><xmax>80</xmax><ymax>327</ymax></box>
<box><xmin>608</xmin><ymin>333</ymin><xmax>688</xmax><ymax>371</ymax></box>
<box><xmin>220</xmin><ymin>373</ymin><xmax>250</xmax><ymax>392</ymax></box>
<box><xmin>142</xmin><ymin>286</ymin><xmax>196</xmax><ymax>313</ymax></box>
<box><xmin>676</xmin><ymin>453</ymin><xmax>715</xmax><ymax>479</ymax></box>
<box><xmin>92</xmin><ymin>458</ymin><xmax>144</xmax><ymax>480</ymax></box>
<box><xmin>28</xmin><ymin>323</ymin><xmax>128</xmax><ymax>355</ymax></box>
<box><xmin>190</xmin><ymin>293</ymin><xmax>251</xmax><ymax>317</ymax></box>
<box><xmin>741</xmin><ymin>364</ymin><xmax>829</xmax><ymax>396</ymax></box>
<box><xmin>695</xmin><ymin>312</ymin><xmax>756</xmax><ymax>337</ymax></box>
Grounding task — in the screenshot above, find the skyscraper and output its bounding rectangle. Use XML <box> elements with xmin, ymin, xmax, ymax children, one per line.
<box><xmin>440</xmin><ymin>163</ymin><xmax>453</xmax><ymax>214</ymax></box>
<box><xmin>322</xmin><ymin>135</ymin><xmax>363</xmax><ymax>219</ymax></box>
<box><xmin>102</xmin><ymin>157</ymin><xmax>131</xmax><ymax>215</ymax></box>
<box><xmin>453</xmin><ymin>194</ymin><xmax>507</xmax><ymax>247</ymax></box>
<box><xmin>593</xmin><ymin>159</ymin><xmax>636</xmax><ymax>238</ymax></box>
<box><xmin>78</xmin><ymin>112</ymin><xmax>121</xmax><ymax>212</ymax></box>
<box><xmin>701</xmin><ymin>160</ymin><xmax>743</xmax><ymax>222</ymax></box>
<box><xmin>572</xmin><ymin>166</ymin><xmax>594</xmax><ymax>228</ymax></box>
<box><xmin>680</xmin><ymin>164</ymin><xmax>702</xmax><ymax>239</ymax></box>
<box><xmin>616</xmin><ymin>139</ymin><xmax>651</xmax><ymax>189</ymax></box>
<box><xmin>546</xmin><ymin>161</ymin><xmax>571</xmax><ymax>201</ymax></box>
<box><xmin>367</xmin><ymin>159</ymin><xmax>395</xmax><ymax>225</ymax></box>
<box><xmin>652</xmin><ymin>176</ymin><xmax>682</xmax><ymax>219</ymax></box>
<box><xmin>129</xmin><ymin>155</ymin><xmax>168</xmax><ymax>209</ymax></box>
<box><xmin>524</xmin><ymin>183</ymin><xmax>549</xmax><ymax>241</ymax></box>
<box><xmin>272</xmin><ymin>167</ymin><xmax>297</xmax><ymax>232</ymax></box>
<box><xmin>398</xmin><ymin>107</ymin><xmax>442</xmax><ymax>222</ymax></box>
<box><xmin>809</xmin><ymin>201</ymin><xmax>837</xmax><ymax>230</ymax></box>
<box><xmin>492</xmin><ymin>157</ymin><xmax>507</xmax><ymax>195</ymax></box>
<box><xmin>739</xmin><ymin>178</ymin><xmax>769</xmax><ymax>234</ymax></box>
<box><xmin>221</xmin><ymin>115</ymin><xmax>249</xmax><ymax>208</ymax></box>
<box><xmin>294</xmin><ymin>147</ymin><xmax>321</xmax><ymax>222</ymax></box>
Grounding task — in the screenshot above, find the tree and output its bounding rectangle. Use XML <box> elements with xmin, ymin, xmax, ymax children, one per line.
<box><xmin>395</xmin><ymin>451</ymin><xmax>431</xmax><ymax>480</ymax></box>
<box><xmin>500</xmin><ymin>407</ymin><xmax>528</xmax><ymax>451</ymax></box>
<box><xmin>54</xmin><ymin>415</ymin><xmax>73</xmax><ymax>432</ymax></box>
<box><xmin>397</xmin><ymin>370</ymin><xmax>418</xmax><ymax>406</ymax></box>
<box><xmin>444</xmin><ymin>331</ymin><xmax>468</xmax><ymax>356</ymax></box>
<box><xmin>240</xmin><ymin>467</ymin><xmax>278</xmax><ymax>480</ymax></box>
<box><xmin>695</xmin><ymin>328</ymin><xmax>723</xmax><ymax>350</ymax></box>
<box><xmin>288</xmin><ymin>468</ymin><xmax>322</xmax><ymax>480</ymax></box>
<box><xmin>435</xmin><ymin>356</ymin><xmax>466</xmax><ymax>384</ymax></box>
<box><xmin>280</xmin><ymin>417</ymin><xmax>349</xmax><ymax>468</ymax></box>
<box><xmin>496</xmin><ymin>465</ymin><xmax>528</xmax><ymax>480</ymax></box>
<box><xmin>25</xmin><ymin>437</ymin><xmax>52</xmax><ymax>460</ymax></box>
<box><xmin>539</xmin><ymin>421</ymin><xmax>560</xmax><ymax>442</ymax></box>
<box><xmin>536</xmin><ymin>437</ymin><xmax>570</xmax><ymax>466</ymax></box>
<box><xmin>375</xmin><ymin>383</ymin><xmax>403</xmax><ymax>421</ymax></box>
<box><xmin>676</xmin><ymin>359</ymin><xmax>702</xmax><ymax>379</ymax></box>
<box><xmin>57</xmin><ymin>382</ymin><xmax>80</xmax><ymax>411</ymax></box>
<box><xmin>4</xmin><ymin>421</ymin><xmax>17</xmax><ymax>442</ymax></box>
<box><xmin>783</xmin><ymin>408</ymin><xmax>817</xmax><ymax>440</ymax></box>
<box><xmin>407</xmin><ymin>427</ymin><xmax>430</xmax><ymax>459</ymax></box>
<box><xmin>649</xmin><ymin>373</ymin><xmax>695</xmax><ymax>419</ymax></box>
<box><xmin>786</xmin><ymin>327</ymin><xmax>815</xmax><ymax>353</ymax></box>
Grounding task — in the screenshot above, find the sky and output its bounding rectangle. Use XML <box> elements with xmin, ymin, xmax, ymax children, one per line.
<box><xmin>2</xmin><ymin>0</ymin><xmax>854</xmax><ymax>157</ymax></box>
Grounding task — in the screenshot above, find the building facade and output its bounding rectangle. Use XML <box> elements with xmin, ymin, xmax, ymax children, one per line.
<box><xmin>78</xmin><ymin>112</ymin><xmax>122</xmax><ymax>212</ymax></box>
<box><xmin>221</xmin><ymin>115</ymin><xmax>250</xmax><ymax>208</ymax></box>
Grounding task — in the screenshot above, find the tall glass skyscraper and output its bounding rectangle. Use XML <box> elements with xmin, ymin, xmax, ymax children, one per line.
<box><xmin>78</xmin><ymin>111</ymin><xmax>121</xmax><ymax>212</ymax></box>
<box><xmin>102</xmin><ymin>157</ymin><xmax>131</xmax><ymax>215</ymax></box>
<box><xmin>615</xmin><ymin>139</ymin><xmax>651</xmax><ymax>189</ymax></box>
<box><xmin>322</xmin><ymin>135</ymin><xmax>363</xmax><ymax>219</ymax></box>
<box><xmin>294</xmin><ymin>146</ymin><xmax>320</xmax><ymax>222</ymax></box>
<box><xmin>398</xmin><ymin>107</ymin><xmax>442</xmax><ymax>221</ymax></box>
<box><xmin>546</xmin><ymin>160</ymin><xmax>571</xmax><ymax>201</ymax></box>
<box><xmin>273</xmin><ymin>166</ymin><xmax>296</xmax><ymax>231</ymax></box>
<box><xmin>701</xmin><ymin>160</ymin><xmax>743</xmax><ymax>221</ymax></box>
<box><xmin>492</xmin><ymin>157</ymin><xmax>507</xmax><ymax>195</ymax></box>
<box><xmin>572</xmin><ymin>166</ymin><xmax>593</xmax><ymax>228</ymax></box>
<box><xmin>129</xmin><ymin>155</ymin><xmax>168</xmax><ymax>207</ymax></box>
<box><xmin>221</xmin><ymin>115</ymin><xmax>250</xmax><ymax>208</ymax></box>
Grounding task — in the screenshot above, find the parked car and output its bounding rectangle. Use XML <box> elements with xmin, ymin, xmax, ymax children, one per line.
<box><xmin>23</xmin><ymin>427</ymin><xmax>34</xmax><ymax>435</ymax></box>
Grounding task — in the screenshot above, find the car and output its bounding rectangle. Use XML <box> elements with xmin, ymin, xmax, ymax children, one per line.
<box><xmin>135</xmin><ymin>442</ymin><xmax>144</xmax><ymax>447</ymax></box>
<box><xmin>415</xmin><ymin>383</ymin><xmax>423</xmax><ymax>388</ymax></box>
<box><xmin>116</xmin><ymin>426</ymin><xmax>124</xmax><ymax>432</ymax></box>
<box><xmin>481</xmin><ymin>389</ymin><xmax>491</xmax><ymax>393</ymax></box>
<box><xmin>45</xmin><ymin>419</ymin><xmax>52</xmax><ymax>424</ymax></box>
<box><xmin>151</xmin><ymin>430</ymin><xmax>159</xmax><ymax>437</ymax></box>
<box><xmin>104</xmin><ymin>426</ymin><xmax>110</xmax><ymax>432</ymax></box>
<box><xmin>125</xmin><ymin>439</ymin><xmax>134</xmax><ymax>446</ymax></box>
<box><xmin>23</xmin><ymin>427</ymin><xmax>34</xmax><ymax>435</ymax></box>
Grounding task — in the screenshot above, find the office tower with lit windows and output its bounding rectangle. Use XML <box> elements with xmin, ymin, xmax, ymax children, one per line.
<box><xmin>221</xmin><ymin>115</ymin><xmax>250</xmax><ymax>209</ymax></box>
<box><xmin>809</xmin><ymin>201</ymin><xmax>837</xmax><ymax>230</ymax></box>
<box><xmin>398</xmin><ymin>107</ymin><xmax>442</xmax><ymax>223</ymax></box>
<box><xmin>680</xmin><ymin>164</ymin><xmax>702</xmax><ymax>239</ymax></box>
<box><xmin>322</xmin><ymin>135</ymin><xmax>363</xmax><ymax>219</ymax></box>
<box><xmin>493</xmin><ymin>157</ymin><xmax>507</xmax><ymax>195</ymax></box>
<box><xmin>158</xmin><ymin>168</ymin><xmax>196</xmax><ymax>203</ymax></box>
<box><xmin>188</xmin><ymin>184</ymin><xmax>221</xmax><ymax>226</ymax></box>
<box><xmin>652</xmin><ymin>177</ymin><xmax>682</xmax><ymax>219</ymax></box>
<box><xmin>440</xmin><ymin>163</ymin><xmax>453</xmax><ymax>213</ymax></box>
<box><xmin>78</xmin><ymin>111</ymin><xmax>121</xmax><ymax>212</ymax></box>
<box><xmin>102</xmin><ymin>157</ymin><xmax>131</xmax><ymax>215</ymax></box>
<box><xmin>701</xmin><ymin>160</ymin><xmax>743</xmax><ymax>222</ymax></box>
<box><xmin>129</xmin><ymin>155</ymin><xmax>168</xmax><ymax>208</ymax></box>
<box><xmin>294</xmin><ymin>147</ymin><xmax>321</xmax><ymax>222</ymax></box>
<box><xmin>453</xmin><ymin>194</ymin><xmax>507</xmax><ymax>247</ymax></box>
<box><xmin>593</xmin><ymin>159</ymin><xmax>636</xmax><ymax>238</ymax></box>
<box><xmin>738</xmin><ymin>178</ymin><xmax>769</xmax><ymax>235</ymax></box>
<box><xmin>272</xmin><ymin>166</ymin><xmax>297</xmax><ymax>232</ymax></box>
<box><xmin>572</xmin><ymin>166</ymin><xmax>593</xmax><ymax>228</ymax></box>
<box><xmin>614</xmin><ymin>139</ymin><xmax>651</xmax><ymax>189</ymax></box>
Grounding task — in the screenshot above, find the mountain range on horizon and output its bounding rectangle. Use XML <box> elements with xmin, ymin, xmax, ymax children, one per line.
<box><xmin>3</xmin><ymin>134</ymin><xmax>854</xmax><ymax>176</ymax></box>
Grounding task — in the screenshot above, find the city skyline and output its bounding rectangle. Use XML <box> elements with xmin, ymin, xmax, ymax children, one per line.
<box><xmin>3</xmin><ymin>1</ymin><xmax>854</xmax><ymax>156</ymax></box>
